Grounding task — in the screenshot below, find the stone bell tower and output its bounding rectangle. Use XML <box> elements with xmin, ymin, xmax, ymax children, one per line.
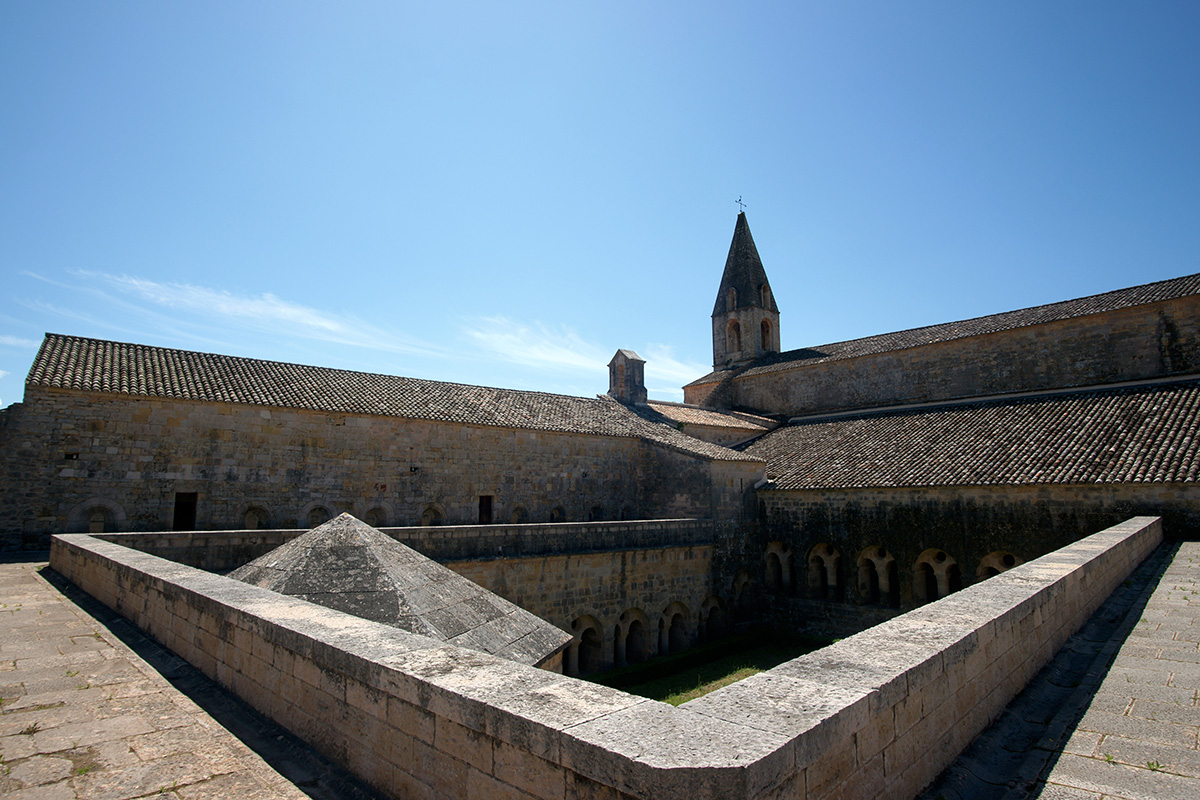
<box><xmin>607</xmin><ymin>349</ymin><xmax>647</xmax><ymax>404</ymax></box>
<box><xmin>711</xmin><ymin>212</ymin><xmax>780</xmax><ymax>368</ymax></box>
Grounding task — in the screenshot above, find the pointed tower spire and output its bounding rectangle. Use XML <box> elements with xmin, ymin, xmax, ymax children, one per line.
<box><xmin>711</xmin><ymin>212</ymin><xmax>781</xmax><ymax>368</ymax></box>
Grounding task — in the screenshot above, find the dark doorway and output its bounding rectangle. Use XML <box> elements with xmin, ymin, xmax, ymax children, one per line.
<box><xmin>172</xmin><ymin>492</ymin><xmax>198</xmax><ymax>531</ymax></box>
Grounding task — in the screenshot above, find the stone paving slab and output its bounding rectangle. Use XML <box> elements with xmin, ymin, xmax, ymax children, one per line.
<box><xmin>0</xmin><ymin>559</ymin><xmax>385</xmax><ymax>800</ymax></box>
<box><xmin>919</xmin><ymin>541</ymin><xmax>1200</xmax><ymax>800</ymax></box>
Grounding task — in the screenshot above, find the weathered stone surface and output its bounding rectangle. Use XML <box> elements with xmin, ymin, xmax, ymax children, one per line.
<box><xmin>230</xmin><ymin>514</ymin><xmax>571</xmax><ymax>667</ymax></box>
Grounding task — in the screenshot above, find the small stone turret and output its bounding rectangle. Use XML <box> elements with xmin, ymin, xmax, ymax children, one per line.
<box><xmin>608</xmin><ymin>349</ymin><xmax>647</xmax><ymax>404</ymax></box>
<box><xmin>711</xmin><ymin>212</ymin><xmax>780</xmax><ymax>368</ymax></box>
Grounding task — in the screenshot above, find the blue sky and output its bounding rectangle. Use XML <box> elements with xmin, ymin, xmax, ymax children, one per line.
<box><xmin>2</xmin><ymin>2</ymin><xmax>1198</xmax><ymax>408</ymax></box>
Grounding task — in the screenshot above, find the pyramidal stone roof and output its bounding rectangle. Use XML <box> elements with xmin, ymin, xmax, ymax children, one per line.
<box><xmin>26</xmin><ymin>333</ymin><xmax>760</xmax><ymax>464</ymax></box>
<box><xmin>228</xmin><ymin>514</ymin><xmax>571</xmax><ymax>667</ymax></box>
<box><xmin>711</xmin><ymin>212</ymin><xmax>779</xmax><ymax>317</ymax></box>
<box><xmin>689</xmin><ymin>272</ymin><xmax>1200</xmax><ymax>387</ymax></box>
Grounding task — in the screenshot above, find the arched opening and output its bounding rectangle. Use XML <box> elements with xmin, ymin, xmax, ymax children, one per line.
<box><xmin>509</xmin><ymin>506</ymin><xmax>529</xmax><ymax>524</ymax></box>
<box><xmin>857</xmin><ymin>545</ymin><xmax>899</xmax><ymax>607</ymax></box>
<box><xmin>658</xmin><ymin>603</ymin><xmax>690</xmax><ymax>656</ymax></box>
<box><xmin>976</xmin><ymin>551</ymin><xmax>1024</xmax><ymax>580</ymax></box>
<box><xmin>807</xmin><ymin>544</ymin><xmax>841</xmax><ymax>600</ymax></box>
<box><xmin>884</xmin><ymin>559</ymin><xmax>900</xmax><ymax>607</ymax></box>
<box><xmin>700</xmin><ymin>597</ymin><xmax>727</xmax><ymax>642</ymax></box>
<box><xmin>947</xmin><ymin>563</ymin><xmax>963</xmax><ymax>594</ymax></box>
<box><xmin>306</xmin><ymin>506</ymin><xmax>331</xmax><ymax>528</ymax></box>
<box><xmin>619</xmin><ymin>506</ymin><xmax>634</xmax><ymax>520</ymax></box>
<box><xmin>913</xmin><ymin>548</ymin><xmax>960</xmax><ymax>603</ymax></box>
<box><xmin>362</xmin><ymin>507</ymin><xmax>386</xmax><ymax>527</ymax></box>
<box><xmin>626</xmin><ymin>619</ymin><xmax>649</xmax><ymax>664</ymax></box>
<box><xmin>243</xmin><ymin>506</ymin><xmax>269</xmax><ymax>530</ymax></box>
<box><xmin>68</xmin><ymin>499</ymin><xmax>126</xmax><ymax>534</ymax></box>
<box><xmin>764</xmin><ymin>541</ymin><xmax>793</xmax><ymax>594</ymax></box>
<box><xmin>760</xmin><ymin>319</ymin><xmax>772</xmax><ymax>351</ymax></box>
<box><xmin>860</xmin><ymin>559</ymin><xmax>881</xmax><ymax>604</ymax></box>
<box><xmin>760</xmin><ymin>284</ymin><xmax>770</xmax><ymax>307</ymax></box>
<box><xmin>550</xmin><ymin>506</ymin><xmax>566</xmax><ymax>523</ymax></box>
<box><xmin>733</xmin><ymin>571</ymin><xmax>756</xmax><ymax>623</ymax></box>
<box><xmin>579</xmin><ymin>626</ymin><xmax>603</xmax><ymax>674</ymax></box>
<box><xmin>668</xmin><ymin>613</ymin><xmax>686</xmax><ymax>654</ymax></box>
<box><xmin>88</xmin><ymin>508</ymin><xmax>108</xmax><ymax>533</ymax></box>
<box><xmin>727</xmin><ymin>287</ymin><xmax>737</xmax><ymax>309</ymax></box>
<box><xmin>916</xmin><ymin>562</ymin><xmax>937</xmax><ymax>604</ymax></box>
<box><xmin>570</xmin><ymin>616</ymin><xmax>604</xmax><ymax>676</ymax></box>
<box><xmin>588</xmin><ymin>505</ymin><xmax>604</xmax><ymax>522</ymax></box>
<box><xmin>727</xmin><ymin>320</ymin><xmax>742</xmax><ymax>352</ymax></box>
<box><xmin>420</xmin><ymin>505</ymin><xmax>444</xmax><ymax>526</ymax></box>
<box><xmin>766</xmin><ymin>552</ymin><xmax>783</xmax><ymax>592</ymax></box>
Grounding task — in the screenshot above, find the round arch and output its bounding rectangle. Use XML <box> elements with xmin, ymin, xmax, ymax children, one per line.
<box><xmin>856</xmin><ymin>545</ymin><xmax>899</xmax><ymax>607</ymax></box>
<box><xmin>912</xmin><ymin>548</ymin><xmax>962</xmax><ymax>604</ymax></box>
<box><xmin>977</xmin><ymin>550</ymin><xmax>1023</xmax><ymax>579</ymax></box>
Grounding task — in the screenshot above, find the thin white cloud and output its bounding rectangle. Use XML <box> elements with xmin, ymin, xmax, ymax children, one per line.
<box><xmin>61</xmin><ymin>271</ymin><xmax>446</xmax><ymax>358</ymax></box>
<box><xmin>0</xmin><ymin>335</ymin><xmax>39</xmax><ymax>348</ymax></box>
<box><xmin>459</xmin><ymin>319</ymin><xmax>705</xmax><ymax>401</ymax></box>
<box><xmin>0</xmin><ymin>370</ymin><xmax>8</xmax><ymax>379</ymax></box>
<box><xmin>461</xmin><ymin>316</ymin><xmax>610</xmax><ymax>373</ymax></box>
<box><xmin>640</xmin><ymin>343</ymin><xmax>709</xmax><ymax>388</ymax></box>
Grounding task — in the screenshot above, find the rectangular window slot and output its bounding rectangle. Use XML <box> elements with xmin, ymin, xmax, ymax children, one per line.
<box><xmin>478</xmin><ymin>495</ymin><xmax>493</xmax><ymax>525</ymax></box>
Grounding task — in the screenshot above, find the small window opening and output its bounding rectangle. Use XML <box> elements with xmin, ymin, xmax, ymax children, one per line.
<box><xmin>172</xmin><ymin>492</ymin><xmax>198</xmax><ymax>531</ymax></box>
<box><xmin>64</xmin><ymin>453</ymin><xmax>79</xmax><ymax>461</ymax></box>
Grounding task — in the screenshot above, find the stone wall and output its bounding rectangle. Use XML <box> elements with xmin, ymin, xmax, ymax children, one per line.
<box><xmin>0</xmin><ymin>387</ymin><xmax>760</xmax><ymax>547</ymax></box>
<box><xmin>49</xmin><ymin>517</ymin><xmax>1164</xmax><ymax>799</ymax></box>
<box><xmin>709</xmin><ymin>296</ymin><xmax>1200</xmax><ymax>417</ymax></box>
<box><xmin>85</xmin><ymin>519</ymin><xmax>727</xmax><ymax>675</ymax></box>
<box><xmin>756</xmin><ymin>482</ymin><xmax>1200</xmax><ymax>608</ymax></box>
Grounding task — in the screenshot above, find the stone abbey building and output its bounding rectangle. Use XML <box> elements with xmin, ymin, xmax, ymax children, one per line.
<box><xmin>2</xmin><ymin>213</ymin><xmax>1198</xmax><ymax>673</ymax></box>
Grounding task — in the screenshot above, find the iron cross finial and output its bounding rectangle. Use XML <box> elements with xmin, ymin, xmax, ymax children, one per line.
<box><xmin>736</xmin><ymin>196</ymin><xmax>746</xmax><ymax>213</ymax></box>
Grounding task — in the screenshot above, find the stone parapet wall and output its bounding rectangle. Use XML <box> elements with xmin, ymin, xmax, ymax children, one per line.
<box><xmin>49</xmin><ymin>517</ymin><xmax>1162</xmax><ymax>799</ymax></box>
<box><xmin>727</xmin><ymin>296</ymin><xmax>1200</xmax><ymax>417</ymax></box>
<box><xmin>87</xmin><ymin>519</ymin><xmax>721</xmax><ymax>572</ymax></box>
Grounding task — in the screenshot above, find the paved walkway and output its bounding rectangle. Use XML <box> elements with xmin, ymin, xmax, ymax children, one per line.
<box><xmin>923</xmin><ymin>541</ymin><xmax>1200</xmax><ymax>800</ymax></box>
<box><xmin>3</xmin><ymin>544</ymin><xmax>1197</xmax><ymax>800</ymax></box>
<box><xmin>0</xmin><ymin>558</ymin><xmax>382</xmax><ymax>800</ymax></box>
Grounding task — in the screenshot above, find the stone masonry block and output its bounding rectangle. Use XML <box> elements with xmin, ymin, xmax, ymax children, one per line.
<box><xmin>435</xmin><ymin>715</ymin><xmax>495</xmax><ymax>773</ymax></box>
<box><xmin>493</xmin><ymin>738</ymin><xmax>569</xmax><ymax>800</ymax></box>
<box><xmin>467</xmin><ymin>767</ymin><xmax>542</xmax><ymax>800</ymax></box>
<box><xmin>387</xmin><ymin>696</ymin><xmax>435</xmax><ymax>744</ymax></box>
<box><xmin>805</xmin><ymin>735</ymin><xmax>856</xmax><ymax>799</ymax></box>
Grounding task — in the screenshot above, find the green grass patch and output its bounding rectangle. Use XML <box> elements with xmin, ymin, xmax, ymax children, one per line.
<box><xmin>588</xmin><ymin>630</ymin><xmax>832</xmax><ymax>706</ymax></box>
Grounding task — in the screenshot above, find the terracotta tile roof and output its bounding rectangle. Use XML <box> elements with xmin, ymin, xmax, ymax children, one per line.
<box><xmin>688</xmin><ymin>272</ymin><xmax>1200</xmax><ymax>386</ymax></box>
<box><xmin>28</xmin><ymin>334</ymin><xmax>760</xmax><ymax>464</ymax></box>
<box><xmin>646</xmin><ymin>402</ymin><xmax>773</xmax><ymax>431</ymax></box>
<box><xmin>743</xmin><ymin>379</ymin><xmax>1200</xmax><ymax>489</ymax></box>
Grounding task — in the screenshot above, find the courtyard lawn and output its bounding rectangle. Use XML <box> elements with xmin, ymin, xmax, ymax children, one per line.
<box><xmin>588</xmin><ymin>630</ymin><xmax>832</xmax><ymax>706</ymax></box>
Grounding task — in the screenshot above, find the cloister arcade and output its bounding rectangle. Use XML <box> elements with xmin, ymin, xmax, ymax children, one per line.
<box><xmin>560</xmin><ymin>542</ymin><xmax>1027</xmax><ymax>678</ymax></box>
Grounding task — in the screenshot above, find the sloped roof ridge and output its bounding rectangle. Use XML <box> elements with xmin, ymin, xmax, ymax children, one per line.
<box><xmin>689</xmin><ymin>271</ymin><xmax>1200</xmax><ymax>385</ymax></box>
<box><xmin>29</xmin><ymin>332</ymin><xmax>597</xmax><ymax>403</ymax></box>
<box><xmin>27</xmin><ymin>333</ymin><xmax>759</xmax><ymax>463</ymax></box>
<box><xmin>743</xmin><ymin>376</ymin><xmax>1200</xmax><ymax>488</ymax></box>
